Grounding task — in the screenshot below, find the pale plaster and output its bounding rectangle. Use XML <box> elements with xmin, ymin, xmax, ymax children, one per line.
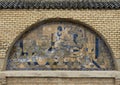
<box><xmin>0</xmin><ymin>71</ymin><xmax>120</xmax><ymax>78</ymax></box>
<box><xmin>0</xmin><ymin>59</ymin><xmax>4</xmax><ymax>71</ymax></box>
<box><xmin>116</xmin><ymin>59</ymin><xmax>120</xmax><ymax>71</ymax></box>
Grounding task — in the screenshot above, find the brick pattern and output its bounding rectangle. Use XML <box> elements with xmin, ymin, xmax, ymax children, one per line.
<box><xmin>7</xmin><ymin>77</ymin><xmax>114</xmax><ymax>85</ymax></box>
<box><xmin>0</xmin><ymin>59</ymin><xmax>4</xmax><ymax>70</ymax></box>
<box><xmin>0</xmin><ymin>10</ymin><xmax>120</xmax><ymax>70</ymax></box>
<box><xmin>0</xmin><ymin>73</ymin><xmax>6</xmax><ymax>85</ymax></box>
<box><xmin>115</xmin><ymin>79</ymin><xmax>120</xmax><ymax>85</ymax></box>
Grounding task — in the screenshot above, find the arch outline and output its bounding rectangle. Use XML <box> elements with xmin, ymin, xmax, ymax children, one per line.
<box><xmin>3</xmin><ymin>18</ymin><xmax>117</xmax><ymax>71</ymax></box>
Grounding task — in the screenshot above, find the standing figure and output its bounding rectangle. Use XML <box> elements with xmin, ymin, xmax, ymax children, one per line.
<box><xmin>56</xmin><ymin>26</ymin><xmax>62</xmax><ymax>41</ymax></box>
<box><xmin>73</xmin><ymin>33</ymin><xmax>78</xmax><ymax>44</ymax></box>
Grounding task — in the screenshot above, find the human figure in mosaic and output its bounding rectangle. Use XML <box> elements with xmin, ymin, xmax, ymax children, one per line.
<box><xmin>7</xmin><ymin>22</ymin><xmax>114</xmax><ymax>70</ymax></box>
<box><xmin>56</xmin><ymin>26</ymin><xmax>62</xmax><ymax>40</ymax></box>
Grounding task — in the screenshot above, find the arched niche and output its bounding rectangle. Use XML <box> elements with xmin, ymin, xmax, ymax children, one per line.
<box><xmin>5</xmin><ymin>18</ymin><xmax>115</xmax><ymax>70</ymax></box>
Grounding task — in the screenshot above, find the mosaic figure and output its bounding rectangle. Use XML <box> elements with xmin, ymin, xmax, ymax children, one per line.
<box><xmin>7</xmin><ymin>22</ymin><xmax>114</xmax><ymax>70</ymax></box>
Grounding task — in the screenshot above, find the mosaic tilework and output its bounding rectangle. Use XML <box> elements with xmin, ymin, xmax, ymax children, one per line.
<box><xmin>6</xmin><ymin>22</ymin><xmax>114</xmax><ymax>70</ymax></box>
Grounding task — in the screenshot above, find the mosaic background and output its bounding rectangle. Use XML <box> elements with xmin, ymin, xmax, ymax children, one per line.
<box><xmin>6</xmin><ymin>22</ymin><xmax>114</xmax><ymax>70</ymax></box>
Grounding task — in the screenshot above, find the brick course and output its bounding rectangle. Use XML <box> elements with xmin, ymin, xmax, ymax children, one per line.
<box><xmin>0</xmin><ymin>9</ymin><xmax>120</xmax><ymax>85</ymax></box>
<box><xmin>0</xmin><ymin>10</ymin><xmax>119</xmax><ymax>59</ymax></box>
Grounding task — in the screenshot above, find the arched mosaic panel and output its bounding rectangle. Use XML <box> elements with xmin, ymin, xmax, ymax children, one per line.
<box><xmin>6</xmin><ymin>21</ymin><xmax>114</xmax><ymax>70</ymax></box>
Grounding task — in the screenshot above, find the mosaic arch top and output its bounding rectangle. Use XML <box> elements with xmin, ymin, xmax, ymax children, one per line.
<box><xmin>6</xmin><ymin>21</ymin><xmax>114</xmax><ymax>70</ymax></box>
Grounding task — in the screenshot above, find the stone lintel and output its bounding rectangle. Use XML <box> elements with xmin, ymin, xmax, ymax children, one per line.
<box><xmin>0</xmin><ymin>71</ymin><xmax>119</xmax><ymax>78</ymax></box>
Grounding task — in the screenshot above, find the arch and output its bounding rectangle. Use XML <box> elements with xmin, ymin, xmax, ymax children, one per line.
<box><xmin>4</xmin><ymin>18</ymin><xmax>116</xmax><ymax>70</ymax></box>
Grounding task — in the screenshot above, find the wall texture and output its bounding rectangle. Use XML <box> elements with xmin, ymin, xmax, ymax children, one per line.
<box><xmin>0</xmin><ymin>9</ymin><xmax>120</xmax><ymax>70</ymax></box>
<box><xmin>6</xmin><ymin>77</ymin><xmax>114</xmax><ymax>85</ymax></box>
<box><xmin>0</xmin><ymin>9</ymin><xmax>120</xmax><ymax>85</ymax></box>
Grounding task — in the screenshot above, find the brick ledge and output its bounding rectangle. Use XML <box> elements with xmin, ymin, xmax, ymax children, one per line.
<box><xmin>0</xmin><ymin>71</ymin><xmax>120</xmax><ymax>78</ymax></box>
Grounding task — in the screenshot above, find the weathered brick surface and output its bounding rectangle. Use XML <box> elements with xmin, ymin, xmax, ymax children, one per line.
<box><xmin>0</xmin><ymin>9</ymin><xmax>120</xmax><ymax>71</ymax></box>
<box><xmin>115</xmin><ymin>79</ymin><xmax>120</xmax><ymax>85</ymax></box>
<box><xmin>0</xmin><ymin>59</ymin><xmax>4</xmax><ymax>70</ymax></box>
<box><xmin>7</xmin><ymin>77</ymin><xmax>114</xmax><ymax>85</ymax></box>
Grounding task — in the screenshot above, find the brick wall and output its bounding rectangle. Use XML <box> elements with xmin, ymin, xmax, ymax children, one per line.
<box><xmin>7</xmin><ymin>77</ymin><xmax>114</xmax><ymax>85</ymax></box>
<box><xmin>0</xmin><ymin>9</ymin><xmax>120</xmax><ymax>70</ymax></box>
<box><xmin>0</xmin><ymin>9</ymin><xmax>120</xmax><ymax>85</ymax></box>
